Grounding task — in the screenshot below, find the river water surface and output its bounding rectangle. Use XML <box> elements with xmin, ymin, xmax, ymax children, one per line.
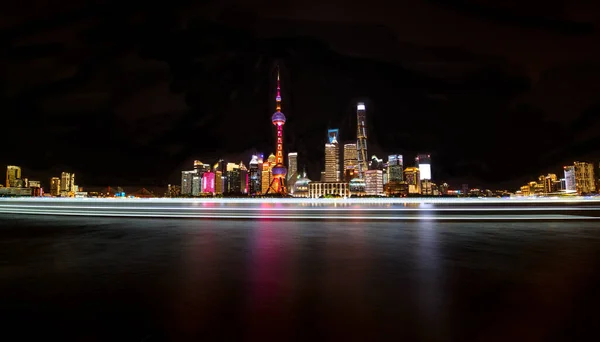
<box><xmin>1</xmin><ymin>215</ymin><xmax>600</xmax><ymax>341</ymax></box>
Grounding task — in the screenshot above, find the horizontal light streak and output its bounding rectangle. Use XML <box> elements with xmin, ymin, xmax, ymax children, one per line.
<box><xmin>0</xmin><ymin>208</ymin><xmax>597</xmax><ymax>221</ymax></box>
<box><xmin>0</xmin><ymin>204</ymin><xmax>599</xmax><ymax>211</ymax></box>
<box><xmin>1</xmin><ymin>197</ymin><xmax>600</xmax><ymax>205</ymax></box>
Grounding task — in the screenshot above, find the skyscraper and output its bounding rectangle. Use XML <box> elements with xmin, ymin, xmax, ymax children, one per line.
<box><xmin>262</xmin><ymin>154</ymin><xmax>276</xmax><ymax>194</ymax></box>
<box><xmin>6</xmin><ymin>165</ymin><xmax>21</xmax><ymax>187</ymax></box>
<box><xmin>387</xmin><ymin>155</ymin><xmax>403</xmax><ymax>182</ymax></box>
<box><xmin>356</xmin><ymin>102</ymin><xmax>368</xmax><ymax>179</ymax></box>
<box><xmin>416</xmin><ymin>154</ymin><xmax>432</xmax><ymax>180</ymax></box>
<box><xmin>181</xmin><ymin>170</ymin><xmax>194</xmax><ymax>195</ymax></box>
<box><xmin>287</xmin><ymin>152</ymin><xmax>298</xmax><ymax>182</ymax></box>
<box><xmin>365</xmin><ymin>169</ymin><xmax>383</xmax><ymax>195</ymax></box>
<box><xmin>404</xmin><ymin>167</ymin><xmax>421</xmax><ymax>194</ymax></box>
<box><xmin>343</xmin><ymin>143</ymin><xmax>358</xmax><ymax>171</ymax></box>
<box><xmin>325</xmin><ymin>129</ymin><xmax>340</xmax><ymax>182</ymax></box>
<box><xmin>266</xmin><ymin>66</ymin><xmax>287</xmax><ymax>195</ymax></box>
<box><xmin>249</xmin><ymin>155</ymin><xmax>261</xmax><ymax>195</ymax></box>
<box><xmin>50</xmin><ymin>177</ymin><xmax>60</xmax><ymax>196</ymax></box>
<box><xmin>574</xmin><ymin>161</ymin><xmax>596</xmax><ymax>194</ymax></box>
<box><xmin>226</xmin><ymin>162</ymin><xmax>241</xmax><ymax>193</ymax></box>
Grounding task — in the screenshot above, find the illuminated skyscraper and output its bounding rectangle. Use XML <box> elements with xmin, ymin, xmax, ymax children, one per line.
<box><xmin>365</xmin><ymin>169</ymin><xmax>383</xmax><ymax>195</ymax></box>
<box><xmin>249</xmin><ymin>155</ymin><xmax>261</xmax><ymax>195</ymax></box>
<box><xmin>226</xmin><ymin>162</ymin><xmax>241</xmax><ymax>194</ymax></box>
<box><xmin>343</xmin><ymin>143</ymin><xmax>358</xmax><ymax>171</ymax></box>
<box><xmin>416</xmin><ymin>154</ymin><xmax>431</xmax><ymax>180</ymax></box>
<box><xmin>356</xmin><ymin>102</ymin><xmax>368</xmax><ymax>179</ymax></box>
<box><xmin>59</xmin><ymin>172</ymin><xmax>75</xmax><ymax>197</ymax></box>
<box><xmin>202</xmin><ymin>172</ymin><xmax>215</xmax><ymax>194</ymax></box>
<box><xmin>574</xmin><ymin>161</ymin><xmax>596</xmax><ymax>194</ymax></box>
<box><xmin>6</xmin><ymin>165</ymin><xmax>21</xmax><ymax>187</ymax></box>
<box><xmin>564</xmin><ymin>166</ymin><xmax>576</xmax><ymax>192</ymax></box>
<box><xmin>288</xmin><ymin>152</ymin><xmax>298</xmax><ymax>182</ymax></box>
<box><xmin>387</xmin><ymin>155</ymin><xmax>403</xmax><ymax>182</ymax></box>
<box><xmin>181</xmin><ymin>170</ymin><xmax>194</xmax><ymax>195</ymax></box>
<box><xmin>404</xmin><ymin>167</ymin><xmax>421</xmax><ymax>194</ymax></box>
<box><xmin>50</xmin><ymin>177</ymin><xmax>60</xmax><ymax>196</ymax></box>
<box><xmin>266</xmin><ymin>66</ymin><xmax>287</xmax><ymax>195</ymax></box>
<box><xmin>325</xmin><ymin>129</ymin><xmax>340</xmax><ymax>182</ymax></box>
<box><xmin>262</xmin><ymin>154</ymin><xmax>276</xmax><ymax>194</ymax></box>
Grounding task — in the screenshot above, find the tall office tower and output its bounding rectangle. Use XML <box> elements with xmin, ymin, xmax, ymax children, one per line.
<box><xmin>325</xmin><ymin>129</ymin><xmax>340</xmax><ymax>182</ymax></box>
<box><xmin>70</xmin><ymin>173</ymin><xmax>76</xmax><ymax>192</ymax></box>
<box><xmin>343</xmin><ymin>143</ymin><xmax>358</xmax><ymax>171</ymax></box>
<box><xmin>192</xmin><ymin>174</ymin><xmax>201</xmax><ymax>196</ymax></box>
<box><xmin>574</xmin><ymin>161</ymin><xmax>596</xmax><ymax>194</ymax></box>
<box><xmin>267</xmin><ymin>66</ymin><xmax>288</xmax><ymax>194</ymax></box>
<box><xmin>365</xmin><ymin>169</ymin><xmax>383</xmax><ymax>195</ymax></box>
<box><xmin>181</xmin><ymin>170</ymin><xmax>195</xmax><ymax>195</ymax></box>
<box><xmin>249</xmin><ymin>155</ymin><xmax>261</xmax><ymax>195</ymax></box>
<box><xmin>543</xmin><ymin>174</ymin><xmax>556</xmax><ymax>193</ymax></box>
<box><xmin>287</xmin><ymin>152</ymin><xmax>298</xmax><ymax>182</ymax></box>
<box><xmin>60</xmin><ymin>172</ymin><xmax>71</xmax><ymax>192</ymax></box>
<box><xmin>226</xmin><ymin>162</ymin><xmax>241</xmax><ymax>193</ymax></box>
<box><xmin>6</xmin><ymin>165</ymin><xmax>22</xmax><ymax>187</ymax></box>
<box><xmin>50</xmin><ymin>177</ymin><xmax>60</xmax><ymax>196</ymax></box>
<box><xmin>262</xmin><ymin>154</ymin><xmax>276</xmax><ymax>194</ymax></box>
<box><xmin>239</xmin><ymin>162</ymin><xmax>249</xmax><ymax>194</ymax></box>
<box><xmin>356</xmin><ymin>102</ymin><xmax>368</xmax><ymax>179</ymax></box>
<box><xmin>202</xmin><ymin>172</ymin><xmax>215</xmax><ymax>194</ymax></box>
<box><xmin>404</xmin><ymin>167</ymin><xmax>421</xmax><ymax>194</ymax></box>
<box><xmin>416</xmin><ymin>154</ymin><xmax>432</xmax><ymax>180</ymax></box>
<box><xmin>387</xmin><ymin>155</ymin><xmax>403</xmax><ymax>182</ymax></box>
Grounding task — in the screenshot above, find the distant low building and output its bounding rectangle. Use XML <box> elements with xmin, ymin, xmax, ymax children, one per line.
<box><xmin>0</xmin><ymin>187</ymin><xmax>33</xmax><ymax>197</ymax></box>
<box><xmin>308</xmin><ymin>182</ymin><xmax>349</xmax><ymax>198</ymax></box>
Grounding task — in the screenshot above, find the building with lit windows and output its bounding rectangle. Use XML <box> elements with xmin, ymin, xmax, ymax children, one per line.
<box><xmin>6</xmin><ymin>165</ymin><xmax>22</xmax><ymax>188</ymax></box>
<box><xmin>563</xmin><ymin>166</ymin><xmax>576</xmax><ymax>192</ymax></box>
<box><xmin>292</xmin><ymin>171</ymin><xmax>311</xmax><ymax>197</ymax></box>
<box><xmin>200</xmin><ymin>172</ymin><xmax>215</xmax><ymax>194</ymax></box>
<box><xmin>181</xmin><ymin>170</ymin><xmax>194</xmax><ymax>195</ymax></box>
<box><xmin>287</xmin><ymin>152</ymin><xmax>298</xmax><ymax>182</ymax></box>
<box><xmin>50</xmin><ymin>177</ymin><xmax>60</xmax><ymax>196</ymax></box>
<box><xmin>324</xmin><ymin>132</ymin><xmax>340</xmax><ymax>182</ymax></box>
<box><xmin>349</xmin><ymin>178</ymin><xmax>366</xmax><ymax>197</ymax></box>
<box><xmin>356</xmin><ymin>102</ymin><xmax>368</xmax><ymax>179</ymax></box>
<box><xmin>60</xmin><ymin>172</ymin><xmax>75</xmax><ymax>197</ymax></box>
<box><xmin>387</xmin><ymin>155</ymin><xmax>403</xmax><ymax>182</ymax></box>
<box><xmin>574</xmin><ymin>161</ymin><xmax>596</xmax><ymax>194</ymax></box>
<box><xmin>308</xmin><ymin>181</ymin><xmax>349</xmax><ymax>198</ymax></box>
<box><xmin>404</xmin><ymin>167</ymin><xmax>421</xmax><ymax>194</ymax></box>
<box><xmin>416</xmin><ymin>154</ymin><xmax>431</xmax><ymax>180</ymax></box>
<box><xmin>226</xmin><ymin>162</ymin><xmax>241</xmax><ymax>194</ymax></box>
<box><xmin>543</xmin><ymin>174</ymin><xmax>557</xmax><ymax>193</ymax></box>
<box><xmin>343</xmin><ymin>143</ymin><xmax>358</xmax><ymax>171</ymax></box>
<box><xmin>365</xmin><ymin>169</ymin><xmax>383</xmax><ymax>195</ymax></box>
<box><xmin>261</xmin><ymin>154</ymin><xmax>276</xmax><ymax>194</ymax></box>
<box><xmin>249</xmin><ymin>155</ymin><xmax>262</xmax><ymax>195</ymax></box>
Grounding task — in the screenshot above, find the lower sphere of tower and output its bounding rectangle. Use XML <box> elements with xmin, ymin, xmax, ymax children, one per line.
<box><xmin>272</xmin><ymin>111</ymin><xmax>286</xmax><ymax>124</ymax></box>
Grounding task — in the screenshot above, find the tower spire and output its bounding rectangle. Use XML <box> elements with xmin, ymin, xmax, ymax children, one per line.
<box><xmin>276</xmin><ymin>66</ymin><xmax>282</xmax><ymax>111</ymax></box>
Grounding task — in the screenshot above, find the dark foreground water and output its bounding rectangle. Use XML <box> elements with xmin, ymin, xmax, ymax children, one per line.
<box><xmin>1</xmin><ymin>216</ymin><xmax>600</xmax><ymax>341</ymax></box>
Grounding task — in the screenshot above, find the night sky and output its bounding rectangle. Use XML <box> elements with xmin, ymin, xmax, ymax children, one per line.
<box><xmin>2</xmin><ymin>0</ymin><xmax>599</xmax><ymax>190</ymax></box>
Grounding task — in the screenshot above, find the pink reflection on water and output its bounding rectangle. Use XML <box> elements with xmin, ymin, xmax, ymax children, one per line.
<box><xmin>244</xmin><ymin>220</ymin><xmax>297</xmax><ymax>339</ymax></box>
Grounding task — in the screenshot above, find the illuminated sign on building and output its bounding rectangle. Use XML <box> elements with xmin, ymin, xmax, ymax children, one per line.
<box><xmin>202</xmin><ymin>172</ymin><xmax>215</xmax><ymax>194</ymax></box>
<box><xmin>327</xmin><ymin>128</ymin><xmax>339</xmax><ymax>144</ymax></box>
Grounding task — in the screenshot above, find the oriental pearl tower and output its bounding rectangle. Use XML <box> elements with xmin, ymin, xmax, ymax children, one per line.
<box><xmin>266</xmin><ymin>66</ymin><xmax>287</xmax><ymax>195</ymax></box>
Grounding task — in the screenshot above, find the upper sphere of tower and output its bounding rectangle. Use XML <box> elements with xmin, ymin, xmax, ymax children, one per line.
<box><xmin>272</xmin><ymin>111</ymin><xmax>286</xmax><ymax>124</ymax></box>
